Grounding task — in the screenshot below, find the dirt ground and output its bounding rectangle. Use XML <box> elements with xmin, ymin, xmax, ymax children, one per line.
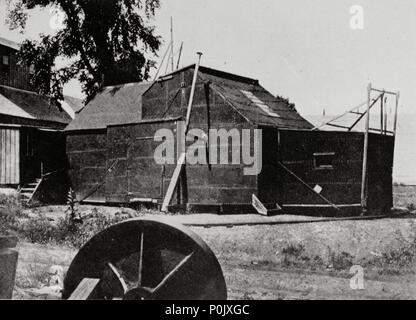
<box><xmin>12</xmin><ymin>208</ymin><xmax>416</xmax><ymax>300</ymax></box>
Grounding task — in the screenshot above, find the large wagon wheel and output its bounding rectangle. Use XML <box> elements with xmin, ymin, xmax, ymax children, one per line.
<box><xmin>62</xmin><ymin>218</ymin><xmax>227</xmax><ymax>300</ymax></box>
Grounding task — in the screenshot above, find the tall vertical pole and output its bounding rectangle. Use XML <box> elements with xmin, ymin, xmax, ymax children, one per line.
<box><xmin>184</xmin><ymin>52</ymin><xmax>203</xmax><ymax>133</ymax></box>
<box><xmin>170</xmin><ymin>17</ymin><xmax>174</xmax><ymax>72</ymax></box>
<box><xmin>383</xmin><ymin>96</ymin><xmax>388</xmax><ymax>134</ymax></box>
<box><xmin>361</xmin><ymin>83</ymin><xmax>371</xmax><ymax>214</ymax></box>
<box><xmin>176</xmin><ymin>42</ymin><xmax>184</xmax><ymax>70</ymax></box>
<box><xmin>380</xmin><ymin>92</ymin><xmax>384</xmax><ymax>134</ymax></box>
<box><xmin>393</xmin><ymin>91</ymin><xmax>400</xmax><ymax>136</ymax></box>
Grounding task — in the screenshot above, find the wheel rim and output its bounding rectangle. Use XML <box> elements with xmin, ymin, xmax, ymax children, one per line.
<box><xmin>62</xmin><ymin>218</ymin><xmax>227</xmax><ymax>300</ymax></box>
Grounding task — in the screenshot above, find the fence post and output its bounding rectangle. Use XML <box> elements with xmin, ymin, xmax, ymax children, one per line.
<box><xmin>0</xmin><ymin>236</ymin><xmax>19</xmax><ymax>299</ymax></box>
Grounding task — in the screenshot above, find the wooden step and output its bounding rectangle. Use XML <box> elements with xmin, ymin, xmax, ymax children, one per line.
<box><xmin>21</xmin><ymin>188</ymin><xmax>36</xmax><ymax>193</ymax></box>
<box><xmin>20</xmin><ymin>193</ymin><xmax>32</xmax><ymax>198</ymax></box>
<box><xmin>26</xmin><ymin>183</ymin><xmax>38</xmax><ymax>187</ymax></box>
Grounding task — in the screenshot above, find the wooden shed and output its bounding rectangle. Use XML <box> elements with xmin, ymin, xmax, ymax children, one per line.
<box><xmin>0</xmin><ymin>37</ymin><xmax>81</xmax><ymax>202</ymax></box>
<box><xmin>66</xmin><ymin>65</ymin><xmax>395</xmax><ymax>216</ymax></box>
<box><xmin>65</xmin><ymin>82</ymin><xmax>152</xmax><ymax>202</ymax></box>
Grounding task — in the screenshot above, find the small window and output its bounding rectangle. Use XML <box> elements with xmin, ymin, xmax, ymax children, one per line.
<box><xmin>1</xmin><ymin>54</ymin><xmax>10</xmax><ymax>73</ymax></box>
<box><xmin>29</xmin><ymin>64</ymin><xmax>35</xmax><ymax>75</ymax></box>
<box><xmin>313</xmin><ymin>152</ymin><xmax>335</xmax><ymax>170</ymax></box>
<box><xmin>2</xmin><ymin>55</ymin><xmax>10</xmax><ymax>66</ymax></box>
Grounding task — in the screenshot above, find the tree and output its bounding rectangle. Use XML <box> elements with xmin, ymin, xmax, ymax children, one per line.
<box><xmin>6</xmin><ymin>0</ymin><xmax>161</xmax><ymax>102</ymax></box>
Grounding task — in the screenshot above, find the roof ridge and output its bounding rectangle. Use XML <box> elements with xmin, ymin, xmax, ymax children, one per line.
<box><xmin>102</xmin><ymin>81</ymin><xmax>151</xmax><ymax>90</ymax></box>
<box><xmin>158</xmin><ymin>64</ymin><xmax>259</xmax><ymax>85</ymax></box>
<box><xmin>0</xmin><ymin>84</ymin><xmax>40</xmax><ymax>96</ymax></box>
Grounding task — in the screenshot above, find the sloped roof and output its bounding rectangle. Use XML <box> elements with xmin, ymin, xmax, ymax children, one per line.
<box><xmin>65</xmin><ymin>82</ymin><xmax>151</xmax><ymax>131</ymax></box>
<box><xmin>159</xmin><ymin>65</ymin><xmax>314</xmax><ymax>130</ymax></box>
<box><xmin>63</xmin><ymin>95</ymin><xmax>84</xmax><ymax>113</ymax></box>
<box><xmin>0</xmin><ymin>85</ymin><xmax>72</xmax><ymax>125</ymax></box>
<box><xmin>0</xmin><ymin>37</ymin><xmax>19</xmax><ymax>51</ymax></box>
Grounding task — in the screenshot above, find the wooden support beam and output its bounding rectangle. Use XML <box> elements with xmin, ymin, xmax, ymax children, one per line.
<box><xmin>312</xmin><ymin>100</ymin><xmax>367</xmax><ymax>131</ymax></box>
<box><xmin>361</xmin><ymin>83</ymin><xmax>371</xmax><ymax>214</ymax></box>
<box><xmin>380</xmin><ymin>92</ymin><xmax>384</xmax><ymax>134</ymax></box>
<box><xmin>278</xmin><ymin>161</ymin><xmax>340</xmax><ymax>211</ymax></box>
<box><xmin>350</xmin><ymin>111</ymin><xmax>364</xmax><ymax>116</ymax></box>
<box><xmin>393</xmin><ymin>91</ymin><xmax>400</xmax><ymax>136</ymax></box>
<box><xmin>153</xmin><ymin>42</ymin><xmax>172</xmax><ymax>81</ymax></box>
<box><xmin>370</xmin><ymin>87</ymin><xmax>397</xmax><ymax>96</ymax></box>
<box><xmin>161</xmin><ymin>153</ymin><xmax>186</xmax><ymax>212</ymax></box>
<box><xmin>170</xmin><ymin>17</ymin><xmax>174</xmax><ymax>72</ymax></box>
<box><xmin>160</xmin><ymin>53</ymin><xmax>203</xmax><ymax>212</ymax></box>
<box><xmin>326</xmin><ymin>123</ymin><xmax>350</xmax><ymax>129</ymax></box>
<box><xmin>68</xmin><ymin>278</ymin><xmax>100</xmax><ymax>300</ymax></box>
<box><xmin>184</xmin><ymin>52</ymin><xmax>203</xmax><ymax>133</ymax></box>
<box><xmin>176</xmin><ymin>42</ymin><xmax>183</xmax><ymax>70</ymax></box>
<box><xmin>348</xmin><ymin>94</ymin><xmax>382</xmax><ymax>131</ymax></box>
<box><xmin>252</xmin><ymin>194</ymin><xmax>268</xmax><ymax>216</ymax></box>
<box><xmin>383</xmin><ymin>95</ymin><xmax>388</xmax><ymax>134</ymax></box>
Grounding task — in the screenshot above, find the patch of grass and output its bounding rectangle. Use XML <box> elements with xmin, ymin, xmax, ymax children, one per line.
<box><xmin>329</xmin><ymin>251</ymin><xmax>354</xmax><ymax>271</ymax></box>
<box><xmin>407</xmin><ymin>203</ymin><xmax>416</xmax><ymax>212</ymax></box>
<box><xmin>18</xmin><ymin>207</ymin><xmax>133</xmax><ymax>248</ymax></box>
<box><xmin>15</xmin><ymin>264</ymin><xmax>50</xmax><ymax>289</ymax></box>
<box><xmin>19</xmin><ymin>216</ymin><xmax>60</xmax><ymax>244</ymax></box>
<box><xmin>1</xmin><ymin>194</ymin><xmax>133</xmax><ymax>248</ymax></box>
<box><xmin>0</xmin><ymin>194</ymin><xmax>26</xmax><ymax>236</ymax></box>
<box><xmin>364</xmin><ymin>239</ymin><xmax>416</xmax><ymax>274</ymax></box>
<box><xmin>393</xmin><ymin>185</ymin><xmax>416</xmax><ymax>210</ymax></box>
<box><xmin>281</xmin><ymin>243</ymin><xmax>325</xmax><ymax>270</ymax></box>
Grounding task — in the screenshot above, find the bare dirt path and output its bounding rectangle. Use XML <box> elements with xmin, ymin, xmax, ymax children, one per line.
<box><xmin>222</xmin><ymin>263</ymin><xmax>416</xmax><ymax>300</ymax></box>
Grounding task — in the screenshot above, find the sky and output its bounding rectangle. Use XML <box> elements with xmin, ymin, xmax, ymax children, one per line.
<box><xmin>0</xmin><ymin>0</ymin><xmax>415</xmax><ymax>117</ymax></box>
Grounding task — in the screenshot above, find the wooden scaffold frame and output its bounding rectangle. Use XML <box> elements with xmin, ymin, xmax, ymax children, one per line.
<box><xmin>312</xmin><ymin>84</ymin><xmax>400</xmax><ymax>214</ymax></box>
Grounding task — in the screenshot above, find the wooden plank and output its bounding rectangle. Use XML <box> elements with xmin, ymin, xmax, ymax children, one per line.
<box><xmin>0</xmin><ymin>130</ymin><xmax>3</xmax><ymax>184</ymax></box>
<box><xmin>361</xmin><ymin>84</ymin><xmax>371</xmax><ymax>213</ymax></box>
<box><xmin>161</xmin><ymin>153</ymin><xmax>186</xmax><ymax>212</ymax></box>
<box><xmin>68</xmin><ymin>278</ymin><xmax>100</xmax><ymax>300</ymax></box>
<box><xmin>1</xmin><ymin>130</ymin><xmax>5</xmax><ymax>184</ymax></box>
<box><xmin>184</xmin><ymin>53</ymin><xmax>203</xmax><ymax>132</ymax></box>
<box><xmin>130</xmin><ymin>198</ymin><xmax>158</xmax><ymax>203</ymax></box>
<box><xmin>10</xmin><ymin>130</ymin><xmax>16</xmax><ymax>184</ymax></box>
<box><xmin>252</xmin><ymin>194</ymin><xmax>268</xmax><ymax>216</ymax></box>
<box><xmin>326</xmin><ymin>123</ymin><xmax>350</xmax><ymax>129</ymax></box>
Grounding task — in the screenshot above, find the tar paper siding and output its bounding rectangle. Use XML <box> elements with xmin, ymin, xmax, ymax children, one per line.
<box><xmin>140</xmin><ymin>69</ymin><xmax>257</xmax><ymax>206</ymax></box>
<box><xmin>66</xmin><ymin>131</ymin><xmax>107</xmax><ymax>202</ymax></box>
<box><xmin>278</xmin><ymin>130</ymin><xmax>364</xmax><ymax>205</ymax></box>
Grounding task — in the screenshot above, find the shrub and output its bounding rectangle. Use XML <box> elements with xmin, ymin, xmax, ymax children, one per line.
<box><xmin>15</xmin><ymin>208</ymin><xmax>131</xmax><ymax>248</ymax></box>
<box><xmin>59</xmin><ymin>211</ymin><xmax>129</xmax><ymax>248</ymax></box>
<box><xmin>0</xmin><ymin>194</ymin><xmax>24</xmax><ymax>236</ymax></box>
<box><xmin>281</xmin><ymin>243</ymin><xmax>325</xmax><ymax>270</ymax></box>
<box><xmin>18</xmin><ymin>216</ymin><xmax>60</xmax><ymax>244</ymax></box>
<box><xmin>329</xmin><ymin>251</ymin><xmax>354</xmax><ymax>271</ymax></box>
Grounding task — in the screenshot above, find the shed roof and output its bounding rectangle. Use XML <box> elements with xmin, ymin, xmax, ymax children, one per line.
<box><xmin>65</xmin><ymin>82</ymin><xmax>151</xmax><ymax>131</ymax></box>
<box><xmin>63</xmin><ymin>95</ymin><xmax>84</xmax><ymax>113</ymax></box>
<box><xmin>0</xmin><ymin>37</ymin><xmax>19</xmax><ymax>51</ymax></box>
<box><xmin>0</xmin><ymin>85</ymin><xmax>72</xmax><ymax>125</ymax></box>
<box><xmin>159</xmin><ymin>65</ymin><xmax>313</xmax><ymax>130</ymax></box>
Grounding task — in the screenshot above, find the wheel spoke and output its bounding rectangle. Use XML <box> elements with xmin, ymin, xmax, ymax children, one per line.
<box><xmin>138</xmin><ymin>232</ymin><xmax>144</xmax><ymax>286</ymax></box>
<box><xmin>151</xmin><ymin>252</ymin><xmax>194</xmax><ymax>297</ymax></box>
<box><xmin>101</xmin><ymin>262</ymin><xmax>128</xmax><ymax>299</ymax></box>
